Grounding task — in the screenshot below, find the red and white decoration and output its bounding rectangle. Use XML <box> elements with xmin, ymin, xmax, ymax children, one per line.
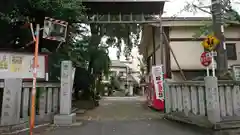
<box><xmin>43</xmin><ymin>17</ymin><xmax>68</xmax><ymax>42</ymax></box>
<box><xmin>145</xmin><ymin>65</ymin><xmax>165</xmax><ymax>111</ymax></box>
<box><xmin>152</xmin><ymin>65</ymin><xmax>164</xmax><ymax>100</ymax></box>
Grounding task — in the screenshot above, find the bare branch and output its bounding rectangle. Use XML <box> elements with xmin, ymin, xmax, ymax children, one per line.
<box><xmin>192</xmin><ymin>4</ymin><xmax>211</xmax><ymax>14</ymax></box>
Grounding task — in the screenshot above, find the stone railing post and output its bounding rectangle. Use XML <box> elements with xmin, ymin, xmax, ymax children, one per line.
<box><xmin>129</xmin><ymin>84</ymin><xmax>134</xmax><ymax>96</ymax></box>
<box><xmin>204</xmin><ymin>76</ymin><xmax>221</xmax><ymax>123</ymax></box>
<box><xmin>164</xmin><ymin>79</ymin><xmax>171</xmax><ymax>113</ymax></box>
<box><xmin>1</xmin><ymin>79</ymin><xmax>22</xmax><ymax>125</ymax></box>
<box><xmin>54</xmin><ymin>61</ymin><xmax>76</xmax><ymax>125</ymax></box>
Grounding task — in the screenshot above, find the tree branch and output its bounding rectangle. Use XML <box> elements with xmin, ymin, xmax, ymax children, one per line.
<box><xmin>192</xmin><ymin>4</ymin><xmax>211</xmax><ymax>14</ymax></box>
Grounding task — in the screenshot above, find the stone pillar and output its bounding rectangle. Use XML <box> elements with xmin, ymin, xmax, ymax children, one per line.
<box><xmin>129</xmin><ymin>85</ymin><xmax>133</xmax><ymax>96</ymax></box>
<box><xmin>54</xmin><ymin>61</ymin><xmax>76</xmax><ymax>126</ymax></box>
<box><xmin>39</xmin><ymin>88</ymin><xmax>47</xmax><ymax>119</ymax></box>
<box><xmin>104</xmin><ymin>86</ymin><xmax>108</xmax><ymax>96</ymax></box>
<box><xmin>22</xmin><ymin>88</ymin><xmax>30</xmax><ymax>120</ymax></box>
<box><xmin>1</xmin><ymin>79</ymin><xmax>22</xmax><ymax>125</ymax></box>
<box><xmin>53</xmin><ymin>88</ymin><xmax>59</xmax><ymax>113</ymax></box>
<box><xmin>204</xmin><ymin>76</ymin><xmax>221</xmax><ymax>123</ymax></box>
<box><xmin>142</xmin><ymin>86</ymin><xmax>145</xmax><ymax>96</ymax></box>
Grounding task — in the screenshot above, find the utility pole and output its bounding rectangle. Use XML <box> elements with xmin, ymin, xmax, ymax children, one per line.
<box><xmin>30</xmin><ymin>24</ymin><xmax>40</xmax><ymax>135</ymax></box>
<box><xmin>159</xmin><ymin>14</ymin><xmax>164</xmax><ymax>67</ymax></box>
<box><xmin>211</xmin><ymin>0</ymin><xmax>228</xmax><ymax>76</ymax></box>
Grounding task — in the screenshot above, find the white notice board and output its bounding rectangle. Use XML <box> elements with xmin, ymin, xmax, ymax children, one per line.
<box><xmin>0</xmin><ymin>52</ymin><xmax>47</xmax><ymax>79</ymax></box>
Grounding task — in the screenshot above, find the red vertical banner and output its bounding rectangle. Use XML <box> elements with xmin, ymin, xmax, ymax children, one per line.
<box><xmin>150</xmin><ymin>65</ymin><xmax>165</xmax><ymax>110</ymax></box>
<box><xmin>157</xmin><ymin>80</ymin><xmax>163</xmax><ymax>98</ymax></box>
<box><xmin>151</xmin><ymin>65</ymin><xmax>164</xmax><ymax>100</ymax></box>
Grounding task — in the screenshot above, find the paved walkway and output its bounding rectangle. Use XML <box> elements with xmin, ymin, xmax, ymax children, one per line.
<box><xmin>20</xmin><ymin>96</ymin><xmax>211</xmax><ymax>135</ymax></box>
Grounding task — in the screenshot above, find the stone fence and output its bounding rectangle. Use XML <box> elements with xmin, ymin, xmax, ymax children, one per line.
<box><xmin>0</xmin><ymin>60</ymin><xmax>75</xmax><ymax>132</ymax></box>
<box><xmin>0</xmin><ymin>80</ymin><xmax>60</xmax><ymax>131</ymax></box>
<box><xmin>164</xmin><ymin>78</ymin><xmax>240</xmax><ymax>130</ymax></box>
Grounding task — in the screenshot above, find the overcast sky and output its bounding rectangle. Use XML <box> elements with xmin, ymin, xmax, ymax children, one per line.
<box><xmin>108</xmin><ymin>0</ymin><xmax>240</xmax><ymax>61</ymax></box>
<box><xmin>163</xmin><ymin>0</ymin><xmax>240</xmax><ymax>17</ymax></box>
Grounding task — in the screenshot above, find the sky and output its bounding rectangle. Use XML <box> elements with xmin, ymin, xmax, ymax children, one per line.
<box><xmin>108</xmin><ymin>0</ymin><xmax>240</xmax><ymax>70</ymax></box>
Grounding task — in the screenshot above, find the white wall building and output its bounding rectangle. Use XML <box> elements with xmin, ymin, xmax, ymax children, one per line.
<box><xmin>139</xmin><ymin>17</ymin><xmax>240</xmax><ymax>81</ymax></box>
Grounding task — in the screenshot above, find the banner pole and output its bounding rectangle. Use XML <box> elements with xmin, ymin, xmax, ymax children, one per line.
<box><xmin>211</xmin><ymin>51</ymin><xmax>216</xmax><ymax>77</ymax></box>
<box><xmin>207</xmin><ymin>67</ymin><xmax>210</xmax><ymax>76</ymax></box>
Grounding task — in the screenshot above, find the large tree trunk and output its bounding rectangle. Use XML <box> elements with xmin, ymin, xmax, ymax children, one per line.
<box><xmin>96</xmin><ymin>75</ymin><xmax>102</xmax><ymax>94</ymax></box>
<box><xmin>88</xmin><ymin>24</ymin><xmax>102</xmax><ymax>72</ymax></box>
<box><xmin>88</xmin><ymin>24</ymin><xmax>102</xmax><ymax>85</ymax></box>
<box><xmin>83</xmin><ymin>23</ymin><xmax>103</xmax><ymax>105</ymax></box>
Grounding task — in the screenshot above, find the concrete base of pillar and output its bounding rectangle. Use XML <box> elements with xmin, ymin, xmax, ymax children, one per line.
<box><xmin>54</xmin><ymin>113</ymin><xmax>76</xmax><ymax>126</ymax></box>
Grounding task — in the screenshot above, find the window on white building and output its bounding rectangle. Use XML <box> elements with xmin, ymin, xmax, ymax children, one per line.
<box><xmin>226</xmin><ymin>43</ymin><xmax>237</xmax><ymax>60</ymax></box>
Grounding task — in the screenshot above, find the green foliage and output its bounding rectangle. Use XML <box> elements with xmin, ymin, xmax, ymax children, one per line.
<box><xmin>0</xmin><ymin>0</ymin><xmax>86</xmax><ymax>49</ymax></box>
<box><xmin>225</xmin><ymin>8</ymin><xmax>240</xmax><ymax>23</ymax></box>
<box><xmin>96</xmin><ymin>80</ymin><xmax>105</xmax><ymax>95</ymax></box>
<box><xmin>48</xmin><ymin>52</ymin><xmax>68</xmax><ymax>81</ymax></box>
<box><xmin>0</xmin><ymin>0</ymin><xmax>85</xmax><ymax>22</ymax></box>
<box><xmin>192</xmin><ymin>24</ymin><xmax>213</xmax><ymax>38</ymax></box>
<box><xmin>91</xmin><ymin>48</ymin><xmax>111</xmax><ymax>76</ymax></box>
<box><xmin>47</xmin><ymin>33</ymin><xmax>111</xmax><ymax>99</ymax></box>
<box><xmin>104</xmin><ymin>23</ymin><xmax>141</xmax><ymax>59</ymax></box>
<box><xmin>88</xmin><ymin>15</ymin><xmax>141</xmax><ymax>59</ymax></box>
<box><xmin>74</xmin><ymin>67</ymin><xmax>94</xmax><ymax>96</ymax></box>
<box><xmin>1</xmin><ymin>0</ymin><xmax>142</xmax><ymax>99</ymax></box>
<box><xmin>29</xmin><ymin>0</ymin><xmax>85</xmax><ymax>21</ymax></box>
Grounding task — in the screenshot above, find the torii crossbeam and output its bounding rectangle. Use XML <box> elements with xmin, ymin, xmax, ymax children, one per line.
<box><xmin>82</xmin><ymin>0</ymin><xmax>166</xmax><ymax>23</ymax></box>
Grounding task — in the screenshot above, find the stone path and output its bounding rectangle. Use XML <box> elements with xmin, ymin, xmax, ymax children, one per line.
<box><xmin>19</xmin><ymin>96</ymin><xmax>212</xmax><ymax>135</ymax></box>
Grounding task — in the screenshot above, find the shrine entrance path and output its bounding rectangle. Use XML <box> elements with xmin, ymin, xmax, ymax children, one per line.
<box><xmin>20</xmin><ymin>96</ymin><xmax>211</xmax><ymax>135</ymax></box>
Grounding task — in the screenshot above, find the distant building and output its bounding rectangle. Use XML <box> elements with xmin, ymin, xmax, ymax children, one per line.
<box><xmin>103</xmin><ymin>60</ymin><xmax>139</xmax><ymax>96</ymax></box>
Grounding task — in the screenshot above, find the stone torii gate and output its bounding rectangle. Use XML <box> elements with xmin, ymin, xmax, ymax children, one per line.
<box><xmin>54</xmin><ymin>0</ymin><xmax>166</xmax><ymax>126</ymax></box>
